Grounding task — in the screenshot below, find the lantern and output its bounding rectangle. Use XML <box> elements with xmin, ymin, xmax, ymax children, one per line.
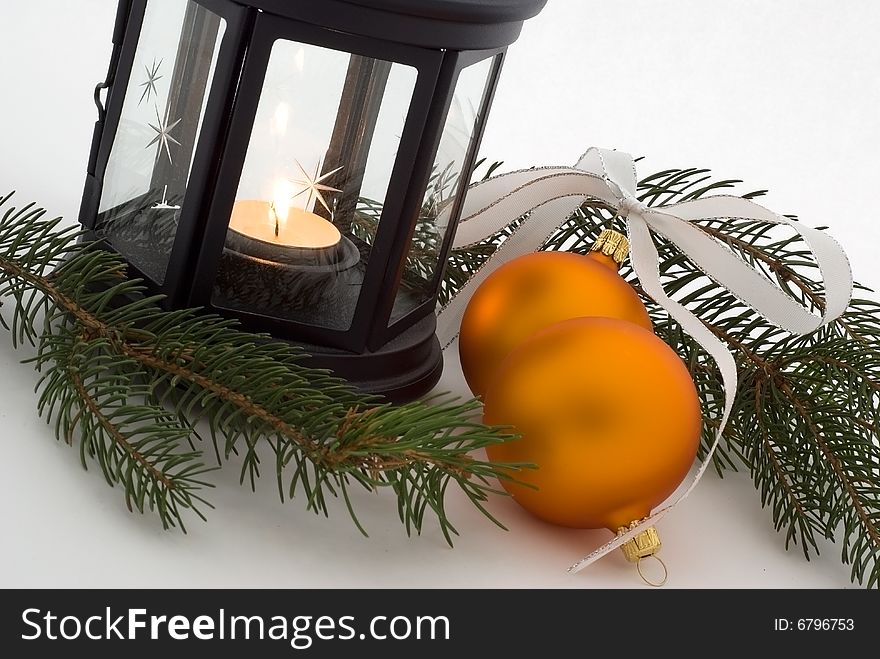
<box><xmin>79</xmin><ymin>0</ymin><xmax>546</xmax><ymax>401</ymax></box>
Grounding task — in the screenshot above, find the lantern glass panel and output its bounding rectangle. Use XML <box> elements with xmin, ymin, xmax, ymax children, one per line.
<box><xmin>96</xmin><ymin>0</ymin><xmax>227</xmax><ymax>284</ymax></box>
<box><xmin>210</xmin><ymin>39</ymin><xmax>417</xmax><ymax>331</ymax></box>
<box><xmin>389</xmin><ymin>55</ymin><xmax>495</xmax><ymax>325</ymax></box>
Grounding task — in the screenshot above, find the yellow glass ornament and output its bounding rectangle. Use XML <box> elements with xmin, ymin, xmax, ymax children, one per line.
<box><xmin>459</xmin><ymin>230</ymin><xmax>651</xmax><ymax>398</ymax></box>
<box><xmin>483</xmin><ymin>315</ymin><xmax>702</xmax><ymax>531</ymax></box>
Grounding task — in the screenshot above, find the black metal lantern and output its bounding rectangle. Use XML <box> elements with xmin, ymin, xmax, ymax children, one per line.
<box><xmin>79</xmin><ymin>0</ymin><xmax>546</xmax><ymax>401</ymax></box>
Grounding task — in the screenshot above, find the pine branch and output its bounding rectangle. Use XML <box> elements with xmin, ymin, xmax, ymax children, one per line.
<box><xmin>444</xmin><ymin>165</ymin><xmax>880</xmax><ymax>587</ymax></box>
<box><xmin>0</xmin><ymin>192</ymin><xmax>524</xmax><ymax>541</ymax></box>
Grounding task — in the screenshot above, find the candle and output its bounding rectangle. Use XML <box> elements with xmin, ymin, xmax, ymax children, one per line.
<box><xmin>220</xmin><ymin>174</ymin><xmax>359</xmax><ymax>314</ymax></box>
<box><xmin>229</xmin><ymin>200</ymin><xmax>341</xmax><ymax>249</ymax></box>
<box><xmin>227</xmin><ymin>176</ymin><xmax>344</xmax><ymax>265</ymax></box>
<box><xmin>228</xmin><ymin>155</ymin><xmax>348</xmax><ymax>257</ymax></box>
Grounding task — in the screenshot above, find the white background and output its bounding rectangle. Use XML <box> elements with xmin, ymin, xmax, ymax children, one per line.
<box><xmin>1</xmin><ymin>0</ymin><xmax>877</xmax><ymax>588</ymax></box>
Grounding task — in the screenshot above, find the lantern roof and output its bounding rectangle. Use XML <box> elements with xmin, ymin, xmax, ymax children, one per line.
<box><xmin>244</xmin><ymin>0</ymin><xmax>548</xmax><ymax>49</ymax></box>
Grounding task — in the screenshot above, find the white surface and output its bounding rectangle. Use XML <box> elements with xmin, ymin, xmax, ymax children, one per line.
<box><xmin>0</xmin><ymin>0</ymin><xmax>876</xmax><ymax>588</ymax></box>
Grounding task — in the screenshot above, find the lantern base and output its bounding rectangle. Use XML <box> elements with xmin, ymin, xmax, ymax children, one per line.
<box><xmin>295</xmin><ymin>314</ymin><xmax>444</xmax><ymax>403</ymax></box>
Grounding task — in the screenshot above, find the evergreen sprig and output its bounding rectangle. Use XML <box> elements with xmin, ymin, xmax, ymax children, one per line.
<box><xmin>0</xmin><ymin>192</ymin><xmax>523</xmax><ymax>541</ymax></box>
<box><xmin>442</xmin><ymin>165</ymin><xmax>880</xmax><ymax>587</ymax></box>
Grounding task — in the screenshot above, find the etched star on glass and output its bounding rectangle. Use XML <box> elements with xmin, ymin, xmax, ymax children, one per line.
<box><xmin>290</xmin><ymin>159</ymin><xmax>343</xmax><ymax>215</ymax></box>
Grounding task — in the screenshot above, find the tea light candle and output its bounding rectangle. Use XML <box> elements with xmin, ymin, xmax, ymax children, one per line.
<box><xmin>230</xmin><ymin>178</ymin><xmax>340</xmax><ymax>249</ymax></box>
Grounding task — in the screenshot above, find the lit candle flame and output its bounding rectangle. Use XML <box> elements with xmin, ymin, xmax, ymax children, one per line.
<box><xmin>270</xmin><ymin>179</ymin><xmax>292</xmax><ymax>237</ymax></box>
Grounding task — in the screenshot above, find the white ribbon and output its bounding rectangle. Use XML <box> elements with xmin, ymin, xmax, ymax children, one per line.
<box><xmin>437</xmin><ymin>147</ymin><xmax>853</xmax><ymax>573</ymax></box>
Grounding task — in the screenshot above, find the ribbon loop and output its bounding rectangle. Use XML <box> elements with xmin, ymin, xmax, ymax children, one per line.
<box><xmin>437</xmin><ymin>147</ymin><xmax>853</xmax><ymax>574</ymax></box>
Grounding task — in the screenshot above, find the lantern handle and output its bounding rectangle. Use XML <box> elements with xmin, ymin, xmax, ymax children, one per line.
<box><xmin>88</xmin><ymin>0</ymin><xmax>133</xmax><ymax>178</ymax></box>
<box><xmin>93</xmin><ymin>0</ymin><xmax>133</xmax><ymax>120</ymax></box>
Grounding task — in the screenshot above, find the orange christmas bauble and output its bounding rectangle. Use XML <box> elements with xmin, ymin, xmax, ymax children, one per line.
<box><xmin>459</xmin><ymin>250</ymin><xmax>651</xmax><ymax>398</ymax></box>
<box><xmin>483</xmin><ymin>316</ymin><xmax>701</xmax><ymax>530</ymax></box>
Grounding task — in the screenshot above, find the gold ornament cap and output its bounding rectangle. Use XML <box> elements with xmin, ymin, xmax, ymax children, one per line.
<box><xmin>591</xmin><ymin>229</ymin><xmax>630</xmax><ymax>265</ymax></box>
<box><xmin>619</xmin><ymin>526</ymin><xmax>667</xmax><ymax>586</ymax></box>
<box><xmin>620</xmin><ymin>526</ymin><xmax>662</xmax><ymax>563</ymax></box>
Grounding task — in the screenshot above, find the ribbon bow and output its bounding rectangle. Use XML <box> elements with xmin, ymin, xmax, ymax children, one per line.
<box><xmin>437</xmin><ymin>147</ymin><xmax>853</xmax><ymax>573</ymax></box>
